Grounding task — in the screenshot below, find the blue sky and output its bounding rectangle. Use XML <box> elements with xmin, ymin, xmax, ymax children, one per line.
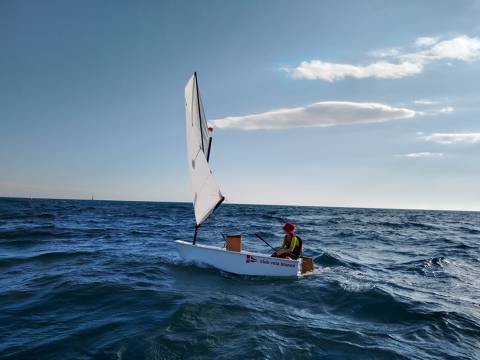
<box><xmin>1</xmin><ymin>0</ymin><xmax>479</xmax><ymax>210</ymax></box>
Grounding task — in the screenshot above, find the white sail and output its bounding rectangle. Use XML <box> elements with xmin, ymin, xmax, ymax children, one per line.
<box><xmin>185</xmin><ymin>73</ymin><xmax>224</xmax><ymax>226</ymax></box>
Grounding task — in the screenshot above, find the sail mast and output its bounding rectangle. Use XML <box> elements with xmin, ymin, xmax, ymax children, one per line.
<box><xmin>206</xmin><ymin>137</ymin><xmax>213</xmax><ymax>162</ymax></box>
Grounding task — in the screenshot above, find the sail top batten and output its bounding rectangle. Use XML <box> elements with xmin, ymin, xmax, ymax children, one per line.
<box><xmin>185</xmin><ymin>73</ymin><xmax>223</xmax><ymax>226</ymax></box>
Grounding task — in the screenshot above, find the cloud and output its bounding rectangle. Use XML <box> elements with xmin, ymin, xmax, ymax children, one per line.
<box><xmin>400</xmin><ymin>36</ymin><xmax>480</xmax><ymax>64</ymax></box>
<box><xmin>412</xmin><ymin>99</ymin><xmax>454</xmax><ymax>116</ymax></box>
<box><xmin>417</xmin><ymin>106</ymin><xmax>455</xmax><ymax>116</ymax></box>
<box><xmin>287</xmin><ymin>35</ymin><xmax>480</xmax><ymax>82</ymax></box>
<box><xmin>414</xmin><ymin>99</ymin><xmax>436</xmax><ymax>105</ymax></box>
<box><xmin>402</xmin><ymin>152</ymin><xmax>444</xmax><ymax>158</ymax></box>
<box><xmin>414</xmin><ymin>36</ymin><xmax>440</xmax><ymax>47</ymax></box>
<box><xmin>421</xmin><ymin>133</ymin><xmax>480</xmax><ymax>144</ymax></box>
<box><xmin>289</xmin><ymin>60</ymin><xmax>423</xmax><ymax>82</ymax></box>
<box><xmin>437</xmin><ymin>106</ymin><xmax>454</xmax><ymax>113</ymax></box>
<box><xmin>427</xmin><ymin>36</ymin><xmax>480</xmax><ymax>62</ymax></box>
<box><xmin>211</xmin><ymin>101</ymin><xmax>416</xmax><ymax>130</ymax></box>
<box><xmin>369</xmin><ymin>47</ymin><xmax>401</xmax><ymax>58</ymax></box>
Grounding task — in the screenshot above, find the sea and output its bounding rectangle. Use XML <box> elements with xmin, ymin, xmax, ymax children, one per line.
<box><xmin>0</xmin><ymin>197</ymin><xmax>479</xmax><ymax>360</ymax></box>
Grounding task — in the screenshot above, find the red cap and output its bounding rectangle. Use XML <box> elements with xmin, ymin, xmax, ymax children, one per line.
<box><xmin>283</xmin><ymin>223</ymin><xmax>296</xmax><ymax>234</ymax></box>
<box><xmin>208</xmin><ymin>127</ymin><xmax>214</xmax><ymax>132</ymax></box>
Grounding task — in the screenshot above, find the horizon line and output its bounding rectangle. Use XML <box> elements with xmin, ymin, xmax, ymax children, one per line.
<box><xmin>0</xmin><ymin>196</ymin><xmax>478</xmax><ymax>213</ymax></box>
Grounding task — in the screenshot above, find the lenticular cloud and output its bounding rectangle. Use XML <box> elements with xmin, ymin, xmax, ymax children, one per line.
<box><xmin>210</xmin><ymin>101</ymin><xmax>416</xmax><ymax>131</ymax></box>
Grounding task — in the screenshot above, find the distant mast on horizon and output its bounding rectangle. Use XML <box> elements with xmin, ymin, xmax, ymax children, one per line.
<box><xmin>91</xmin><ymin>195</ymin><xmax>94</xmax><ymax>201</ymax></box>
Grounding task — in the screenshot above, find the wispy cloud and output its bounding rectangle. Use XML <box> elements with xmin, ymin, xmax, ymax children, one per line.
<box><xmin>211</xmin><ymin>101</ymin><xmax>416</xmax><ymax>130</ymax></box>
<box><xmin>368</xmin><ymin>47</ymin><xmax>400</xmax><ymax>58</ymax></box>
<box><xmin>287</xmin><ymin>35</ymin><xmax>480</xmax><ymax>82</ymax></box>
<box><xmin>412</xmin><ymin>99</ymin><xmax>455</xmax><ymax>116</ymax></box>
<box><xmin>421</xmin><ymin>133</ymin><xmax>480</xmax><ymax>144</ymax></box>
<box><xmin>437</xmin><ymin>106</ymin><xmax>455</xmax><ymax>113</ymax></box>
<box><xmin>402</xmin><ymin>152</ymin><xmax>444</xmax><ymax>158</ymax></box>
<box><xmin>417</xmin><ymin>106</ymin><xmax>455</xmax><ymax>116</ymax></box>
<box><xmin>414</xmin><ymin>36</ymin><xmax>440</xmax><ymax>48</ymax></box>
<box><xmin>414</xmin><ymin>99</ymin><xmax>437</xmax><ymax>105</ymax></box>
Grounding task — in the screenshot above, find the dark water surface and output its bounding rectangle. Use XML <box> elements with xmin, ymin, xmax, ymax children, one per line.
<box><xmin>1</xmin><ymin>197</ymin><xmax>479</xmax><ymax>359</ymax></box>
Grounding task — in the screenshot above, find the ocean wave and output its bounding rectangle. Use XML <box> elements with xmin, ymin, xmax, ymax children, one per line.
<box><xmin>0</xmin><ymin>250</ymin><xmax>98</xmax><ymax>268</ymax></box>
<box><xmin>387</xmin><ymin>256</ymin><xmax>453</xmax><ymax>277</ymax></box>
<box><xmin>322</xmin><ymin>284</ymin><xmax>455</xmax><ymax>325</ymax></box>
<box><xmin>316</xmin><ymin>252</ymin><xmax>362</xmax><ymax>269</ymax></box>
<box><xmin>0</xmin><ymin>227</ymin><xmax>58</xmax><ymax>241</ymax></box>
<box><xmin>360</xmin><ymin>220</ymin><xmax>442</xmax><ymax>231</ymax></box>
<box><xmin>455</xmin><ymin>226</ymin><xmax>480</xmax><ymax>235</ymax></box>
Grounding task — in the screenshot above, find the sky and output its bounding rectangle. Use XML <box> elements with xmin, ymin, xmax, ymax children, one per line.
<box><xmin>1</xmin><ymin>0</ymin><xmax>479</xmax><ymax>211</ymax></box>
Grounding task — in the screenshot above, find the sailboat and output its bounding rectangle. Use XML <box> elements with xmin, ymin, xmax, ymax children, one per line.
<box><xmin>175</xmin><ymin>73</ymin><xmax>314</xmax><ymax>277</ymax></box>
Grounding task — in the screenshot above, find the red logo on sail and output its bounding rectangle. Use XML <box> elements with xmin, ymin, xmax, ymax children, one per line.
<box><xmin>246</xmin><ymin>255</ymin><xmax>257</xmax><ymax>263</ymax></box>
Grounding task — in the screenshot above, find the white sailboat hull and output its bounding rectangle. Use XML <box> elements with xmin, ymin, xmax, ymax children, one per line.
<box><xmin>175</xmin><ymin>240</ymin><xmax>301</xmax><ymax>277</ymax></box>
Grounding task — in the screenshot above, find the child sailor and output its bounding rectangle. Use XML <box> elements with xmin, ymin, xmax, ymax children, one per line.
<box><xmin>272</xmin><ymin>223</ymin><xmax>303</xmax><ymax>259</ymax></box>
